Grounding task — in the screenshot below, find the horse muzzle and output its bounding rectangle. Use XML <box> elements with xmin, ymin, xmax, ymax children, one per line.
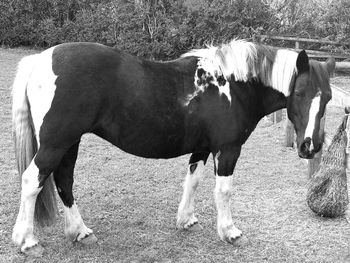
<box><xmin>298</xmin><ymin>137</ymin><xmax>322</xmax><ymax>159</ymax></box>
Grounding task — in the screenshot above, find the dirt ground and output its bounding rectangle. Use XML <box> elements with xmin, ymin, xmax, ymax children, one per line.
<box><xmin>0</xmin><ymin>48</ymin><xmax>349</xmax><ymax>263</ymax></box>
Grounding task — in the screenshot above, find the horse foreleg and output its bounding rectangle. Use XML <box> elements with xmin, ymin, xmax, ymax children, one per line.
<box><xmin>177</xmin><ymin>152</ymin><xmax>209</xmax><ymax>230</ymax></box>
<box><xmin>53</xmin><ymin>142</ymin><xmax>97</xmax><ymax>244</ymax></box>
<box><xmin>214</xmin><ymin>147</ymin><xmax>242</xmax><ymax>243</ymax></box>
<box><xmin>12</xmin><ymin>161</ymin><xmax>43</xmax><ymax>253</ymax></box>
<box><xmin>63</xmin><ymin>203</ymin><xmax>96</xmax><ymax>243</ymax></box>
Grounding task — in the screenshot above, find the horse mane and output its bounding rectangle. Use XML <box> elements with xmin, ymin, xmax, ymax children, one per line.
<box><xmin>182</xmin><ymin>39</ymin><xmax>299</xmax><ymax>96</ymax></box>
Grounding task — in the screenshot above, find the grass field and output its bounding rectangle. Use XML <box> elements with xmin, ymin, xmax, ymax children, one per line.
<box><xmin>0</xmin><ymin>48</ymin><xmax>349</xmax><ymax>263</ymax></box>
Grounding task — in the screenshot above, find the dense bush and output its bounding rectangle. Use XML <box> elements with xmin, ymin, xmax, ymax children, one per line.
<box><xmin>0</xmin><ymin>0</ymin><xmax>349</xmax><ymax>59</ymax></box>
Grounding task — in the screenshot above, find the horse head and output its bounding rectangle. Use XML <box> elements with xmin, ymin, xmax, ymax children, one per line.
<box><xmin>287</xmin><ymin>51</ymin><xmax>335</xmax><ymax>159</ymax></box>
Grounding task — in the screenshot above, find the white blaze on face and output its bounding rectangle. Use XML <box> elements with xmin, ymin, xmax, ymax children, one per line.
<box><xmin>304</xmin><ymin>92</ymin><xmax>321</xmax><ymax>150</ymax></box>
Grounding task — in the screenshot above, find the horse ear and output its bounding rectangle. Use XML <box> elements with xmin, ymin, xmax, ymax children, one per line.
<box><xmin>325</xmin><ymin>57</ymin><xmax>336</xmax><ymax>75</ymax></box>
<box><xmin>296</xmin><ymin>50</ymin><xmax>309</xmax><ymax>73</ymax></box>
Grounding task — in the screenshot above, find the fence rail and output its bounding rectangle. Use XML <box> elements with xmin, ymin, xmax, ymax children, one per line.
<box><xmin>257</xmin><ymin>34</ymin><xmax>350</xmax><ymax>62</ymax></box>
<box><xmin>257</xmin><ymin>34</ymin><xmax>348</xmax><ymax>47</ymax></box>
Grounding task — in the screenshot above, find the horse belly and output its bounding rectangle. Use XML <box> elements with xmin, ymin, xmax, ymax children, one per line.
<box><xmin>96</xmin><ymin>112</ymin><xmax>189</xmax><ymax>159</ymax></box>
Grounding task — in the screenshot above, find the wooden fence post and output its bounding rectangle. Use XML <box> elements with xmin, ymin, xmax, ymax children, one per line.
<box><xmin>308</xmin><ymin>114</ymin><xmax>326</xmax><ymax>178</ymax></box>
<box><xmin>270</xmin><ymin>110</ymin><xmax>283</xmax><ymax>124</ymax></box>
<box><xmin>284</xmin><ymin>119</ymin><xmax>294</xmax><ymax>147</ymax></box>
<box><xmin>275</xmin><ymin>110</ymin><xmax>282</xmax><ymax>123</ymax></box>
<box><xmin>295</xmin><ymin>41</ymin><xmax>299</xmax><ymax>49</ymax></box>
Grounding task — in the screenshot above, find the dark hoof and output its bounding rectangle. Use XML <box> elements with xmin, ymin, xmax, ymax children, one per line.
<box><xmin>22</xmin><ymin>243</ymin><xmax>44</xmax><ymax>257</ymax></box>
<box><xmin>79</xmin><ymin>233</ymin><xmax>98</xmax><ymax>245</ymax></box>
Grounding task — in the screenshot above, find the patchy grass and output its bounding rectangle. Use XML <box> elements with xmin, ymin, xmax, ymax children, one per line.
<box><xmin>0</xmin><ymin>48</ymin><xmax>349</xmax><ymax>263</ymax></box>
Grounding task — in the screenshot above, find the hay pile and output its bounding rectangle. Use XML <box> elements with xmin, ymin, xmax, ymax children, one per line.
<box><xmin>307</xmin><ymin>115</ymin><xmax>349</xmax><ymax>217</ymax></box>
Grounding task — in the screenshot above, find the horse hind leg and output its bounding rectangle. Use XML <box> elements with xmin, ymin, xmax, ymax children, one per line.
<box><xmin>12</xmin><ymin>160</ymin><xmax>46</xmax><ymax>254</ymax></box>
<box><xmin>53</xmin><ymin>142</ymin><xmax>97</xmax><ymax>244</ymax></box>
<box><xmin>177</xmin><ymin>152</ymin><xmax>209</xmax><ymax>230</ymax></box>
<box><xmin>12</xmin><ymin>146</ymin><xmax>64</xmax><ymax>254</ymax></box>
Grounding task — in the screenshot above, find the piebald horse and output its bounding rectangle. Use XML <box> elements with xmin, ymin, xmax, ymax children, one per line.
<box><xmin>11</xmin><ymin>40</ymin><xmax>335</xmax><ymax>253</ymax></box>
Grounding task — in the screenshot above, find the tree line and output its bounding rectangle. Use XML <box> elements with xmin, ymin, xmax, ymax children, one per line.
<box><xmin>0</xmin><ymin>0</ymin><xmax>349</xmax><ymax>60</ymax></box>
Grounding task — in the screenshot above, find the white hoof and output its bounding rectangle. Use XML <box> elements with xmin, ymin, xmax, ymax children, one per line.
<box><xmin>66</xmin><ymin>225</ymin><xmax>93</xmax><ymax>242</ymax></box>
<box><xmin>218</xmin><ymin>224</ymin><xmax>242</xmax><ymax>244</ymax></box>
<box><xmin>177</xmin><ymin>213</ymin><xmax>199</xmax><ymax>230</ymax></box>
<box><xmin>12</xmin><ymin>224</ymin><xmax>39</xmax><ymax>250</ymax></box>
<box><xmin>75</xmin><ymin>227</ymin><xmax>93</xmax><ymax>242</ymax></box>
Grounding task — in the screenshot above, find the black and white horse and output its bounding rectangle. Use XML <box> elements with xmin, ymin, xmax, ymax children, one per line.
<box><xmin>11</xmin><ymin>40</ymin><xmax>335</xmax><ymax>253</ymax></box>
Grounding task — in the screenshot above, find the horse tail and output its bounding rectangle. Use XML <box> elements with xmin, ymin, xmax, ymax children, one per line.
<box><xmin>12</xmin><ymin>54</ymin><xmax>57</xmax><ymax>227</ymax></box>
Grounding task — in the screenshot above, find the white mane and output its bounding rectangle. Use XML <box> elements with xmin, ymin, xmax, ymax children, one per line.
<box><xmin>182</xmin><ymin>40</ymin><xmax>299</xmax><ymax>96</ymax></box>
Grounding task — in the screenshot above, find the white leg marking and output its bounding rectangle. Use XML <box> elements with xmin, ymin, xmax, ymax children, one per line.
<box><xmin>177</xmin><ymin>161</ymin><xmax>205</xmax><ymax>229</ymax></box>
<box><xmin>64</xmin><ymin>202</ymin><xmax>93</xmax><ymax>242</ymax></box>
<box><xmin>215</xmin><ymin>175</ymin><xmax>242</xmax><ymax>242</ymax></box>
<box><xmin>304</xmin><ymin>93</ymin><xmax>321</xmax><ymax>150</ymax></box>
<box><xmin>12</xmin><ymin>161</ymin><xmax>42</xmax><ymax>252</ymax></box>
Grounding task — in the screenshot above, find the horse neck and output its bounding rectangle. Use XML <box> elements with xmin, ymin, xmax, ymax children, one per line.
<box><xmin>260</xmin><ymin>85</ymin><xmax>288</xmax><ymax>116</ymax></box>
<box><xmin>240</xmin><ymin>80</ymin><xmax>287</xmax><ymax>118</ymax></box>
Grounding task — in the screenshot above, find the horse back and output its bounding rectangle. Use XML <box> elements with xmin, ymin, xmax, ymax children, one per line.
<box><xmin>41</xmin><ymin>43</ymin><xmax>200</xmax><ymax>158</ymax></box>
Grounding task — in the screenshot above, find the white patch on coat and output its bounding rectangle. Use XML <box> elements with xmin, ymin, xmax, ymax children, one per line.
<box><xmin>304</xmin><ymin>92</ymin><xmax>321</xmax><ymax>149</ymax></box>
<box><xmin>185</xmin><ymin>57</ymin><xmax>231</xmax><ymax>105</ymax></box>
<box><xmin>12</xmin><ymin>160</ymin><xmax>42</xmax><ymax>252</ymax></box>
<box><xmin>12</xmin><ymin>54</ymin><xmax>39</xmax><ymax>122</ymax></box>
<box><xmin>64</xmin><ymin>202</ymin><xmax>93</xmax><ymax>241</ymax></box>
<box><xmin>25</xmin><ymin>46</ymin><xmax>58</xmax><ymax>140</ymax></box>
<box><xmin>177</xmin><ymin>161</ymin><xmax>205</xmax><ymax>229</ymax></box>
<box><xmin>198</xmin><ymin>58</ymin><xmax>231</xmax><ymax>100</ymax></box>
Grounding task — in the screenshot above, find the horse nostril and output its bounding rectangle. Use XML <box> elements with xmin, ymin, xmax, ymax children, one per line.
<box><xmin>300</xmin><ymin>138</ymin><xmax>311</xmax><ymax>154</ymax></box>
<box><xmin>313</xmin><ymin>143</ymin><xmax>322</xmax><ymax>153</ymax></box>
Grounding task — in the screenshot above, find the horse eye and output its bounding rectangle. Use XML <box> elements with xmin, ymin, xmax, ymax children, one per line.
<box><xmin>294</xmin><ymin>91</ymin><xmax>303</xmax><ymax>97</ymax></box>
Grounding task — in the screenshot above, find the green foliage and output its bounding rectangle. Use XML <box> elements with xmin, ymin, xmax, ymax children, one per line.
<box><xmin>0</xmin><ymin>0</ymin><xmax>348</xmax><ymax>59</ymax></box>
<box><xmin>177</xmin><ymin>0</ymin><xmax>276</xmax><ymax>49</ymax></box>
<box><xmin>320</xmin><ymin>0</ymin><xmax>350</xmax><ymax>42</ymax></box>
